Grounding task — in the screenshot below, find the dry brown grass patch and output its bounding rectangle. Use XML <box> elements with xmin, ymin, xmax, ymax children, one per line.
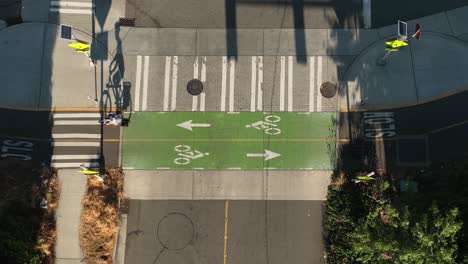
<box><xmin>80</xmin><ymin>168</ymin><xmax>124</xmax><ymax>264</ymax></box>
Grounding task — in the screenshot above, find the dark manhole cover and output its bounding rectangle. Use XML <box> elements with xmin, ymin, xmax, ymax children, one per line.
<box><xmin>320</xmin><ymin>82</ymin><xmax>337</xmax><ymax>98</ymax></box>
<box><xmin>157</xmin><ymin>213</ymin><xmax>194</xmax><ymax>250</ymax></box>
<box><xmin>187</xmin><ymin>79</ymin><xmax>204</xmax><ymax>95</ymax></box>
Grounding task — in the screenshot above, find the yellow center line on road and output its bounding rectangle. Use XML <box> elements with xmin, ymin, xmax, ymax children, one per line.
<box><xmin>104</xmin><ymin>138</ymin><xmax>351</xmax><ymax>142</ymax></box>
<box><xmin>224</xmin><ymin>200</ymin><xmax>229</xmax><ymax>264</ymax></box>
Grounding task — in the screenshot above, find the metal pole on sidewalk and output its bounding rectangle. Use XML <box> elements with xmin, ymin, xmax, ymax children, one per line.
<box><xmin>377</xmin><ymin>50</ymin><xmax>393</xmax><ymax>66</ymax></box>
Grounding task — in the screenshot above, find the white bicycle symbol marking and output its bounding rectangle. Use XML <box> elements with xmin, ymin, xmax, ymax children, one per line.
<box><xmin>246</xmin><ymin>115</ymin><xmax>281</xmax><ymax>135</ymax></box>
<box><xmin>174</xmin><ymin>145</ymin><xmax>209</xmax><ymax>165</ymax></box>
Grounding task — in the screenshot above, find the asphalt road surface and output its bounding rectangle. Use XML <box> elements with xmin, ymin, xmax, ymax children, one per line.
<box><xmin>125</xmin><ymin>200</ymin><xmax>326</xmax><ymax>264</ymax></box>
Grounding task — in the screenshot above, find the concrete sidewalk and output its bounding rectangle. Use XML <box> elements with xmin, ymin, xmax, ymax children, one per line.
<box><xmin>55</xmin><ymin>169</ymin><xmax>88</xmax><ymax>264</ymax></box>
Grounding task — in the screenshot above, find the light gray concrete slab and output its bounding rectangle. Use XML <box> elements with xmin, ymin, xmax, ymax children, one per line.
<box><xmin>412</xmin><ymin>33</ymin><xmax>468</xmax><ymax>102</ymax></box>
<box><xmin>328</xmin><ymin>29</ymin><xmax>379</xmax><ymax>55</ymax></box>
<box><xmin>121</xmin><ymin>28</ymin><xmax>196</xmax><ymax>55</ymax></box>
<box><xmin>193</xmin><ymin>171</ymin><xmax>264</xmax><ymax>200</ymax></box>
<box><xmin>267</xmin><ymin>170</ymin><xmax>331</xmax><ymax>200</ymax></box>
<box><xmin>196</xmin><ymin>29</ymin><xmax>264</xmax><ymax>56</ymax></box>
<box><xmin>56</xmin><ymin>259</ymin><xmax>84</xmax><ymax>264</ymax></box>
<box><xmin>124</xmin><ymin>170</ymin><xmax>331</xmax><ymax>200</ymax></box>
<box><xmin>55</xmin><ymin>169</ymin><xmax>87</xmax><ymax>260</ymax></box>
<box><xmin>22</xmin><ymin>0</ymin><xmax>49</xmax><ymax>22</ymax></box>
<box><xmin>446</xmin><ymin>6</ymin><xmax>468</xmax><ymax>37</ymax></box>
<box><xmin>339</xmin><ymin>40</ymin><xmax>417</xmax><ymax>111</ymax></box>
<box><xmin>378</xmin><ymin>12</ymin><xmax>452</xmax><ymax>39</ymax></box>
<box><xmin>0</xmin><ymin>23</ymin><xmax>45</xmax><ymax>109</ymax></box>
<box><xmin>124</xmin><ymin>170</ymin><xmax>194</xmax><ymax>199</ymax></box>
<box><xmin>263</xmin><ymin>29</ymin><xmax>328</xmax><ymax>56</ymax></box>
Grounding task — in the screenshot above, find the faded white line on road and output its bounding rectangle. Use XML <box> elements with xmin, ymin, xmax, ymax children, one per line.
<box><xmin>52</xmin><ymin>133</ymin><xmax>100</xmax><ymax>139</ymax></box>
<box><xmin>141</xmin><ymin>56</ymin><xmax>149</xmax><ymax>111</ymax></box>
<box><xmin>288</xmin><ymin>56</ymin><xmax>293</xmax><ymax>112</ymax></box>
<box><xmin>200</xmin><ymin>57</ymin><xmax>207</xmax><ymax>111</ymax></box>
<box><xmin>257</xmin><ymin>56</ymin><xmax>263</xmax><ymax>111</ymax></box>
<box><xmin>229</xmin><ymin>58</ymin><xmax>235</xmax><ymax>112</ymax></box>
<box><xmin>49</xmin><ymin>8</ymin><xmax>93</xmax><ymax>14</ymax></box>
<box><xmin>171</xmin><ymin>56</ymin><xmax>178</xmax><ymax>111</ymax></box>
<box><xmin>221</xmin><ymin>56</ymin><xmax>227</xmax><ymax>111</ymax></box>
<box><xmin>363</xmin><ymin>0</ymin><xmax>372</xmax><ymax>29</ymax></box>
<box><xmin>54</xmin><ymin>120</ymin><xmax>99</xmax><ymax>125</ymax></box>
<box><xmin>134</xmin><ymin>55</ymin><xmax>142</xmax><ymax>111</ymax></box>
<box><xmin>316</xmin><ymin>56</ymin><xmax>323</xmax><ymax>112</ymax></box>
<box><xmin>280</xmin><ymin>56</ymin><xmax>285</xmax><ymax>111</ymax></box>
<box><xmin>52</xmin><ymin>154</ymin><xmax>100</xmax><ymax>160</ymax></box>
<box><xmin>163</xmin><ymin>56</ymin><xmax>171</xmax><ymax>111</ymax></box>
<box><xmin>53</xmin><ymin>113</ymin><xmax>100</xmax><ymax>118</ymax></box>
<box><xmin>251</xmin><ymin>56</ymin><xmax>257</xmax><ymax>112</ymax></box>
<box><xmin>50</xmin><ymin>1</ymin><xmax>95</xmax><ymax>8</ymax></box>
<box><xmin>52</xmin><ymin>142</ymin><xmax>100</xmax><ymax>147</ymax></box>
<box><xmin>309</xmin><ymin>56</ymin><xmax>315</xmax><ymax>112</ymax></box>
<box><xmin>51</xmin><ymin>162</ymin><xmax>99</xmax><ymax>168</ymax></box>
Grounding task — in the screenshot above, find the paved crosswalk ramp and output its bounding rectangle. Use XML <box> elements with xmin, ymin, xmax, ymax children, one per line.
<box><xmin>51</xmin><ymin>112</ymin><xmax>101</xmax><ymax>168</ymax></box>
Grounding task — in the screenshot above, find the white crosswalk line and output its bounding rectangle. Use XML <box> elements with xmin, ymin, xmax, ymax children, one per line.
<box><xmin>54</xmin><ymin>120</ymin><xmax>99</xmax><ymax>125</ymax></box>
<box><xmin>53</xmin><ymin>113</ymin><xmax>100</xmax><ymax>118</ymax></box>
<box><xmin>50</xmin><ymin>1</ymin><xmax>95</xmax><ymax>15</ymax></box>
<box><xmin>52</xmin><ymin>134</ymin><xmax>101</xmax><ymax>139</ymax></box>
<box><xmin>134</xmin><ymin>55</ymin><xmax>142</xmax><ymax>111</ymax></box>
<box><xmin>221</xmin><ymin>56</ymin><xmax>227</xmax><ymax>111</ymax></box>
<box><xmin>201</xmin><ymin>56</ymin><xmax>207</xmax><ymax>82</ymax></box>
<box><xmin>288</xmin><ymin>56</ymin><xmax>293</xmax><ymax>112</ymax></box>
<box><xmin>200</xmin><ymin>93</ymin><xmax>206</xmax><ymax>111</ymax></box>
<box><xmin>49</xmin><ymin>8</ymin><xmax>93</xmax><ymax>14</ymax></box>
<box><xmin>257</xmin><ymin>56</ymin><xmax>263</xmax><ymax>111</ymax></box>
<box><xmin>51</xmin><ymin>162</ymin><xmax>100</xmax><ymax>168</ymax></box>
<box><xmin>316</xmin><ymin>56</ymin><xmax>323</xmax><ymax>112</ymax></box>
<box><xmin>141</xmin><ymin>56</ymin><xmax>150</xmax><ymax>111</ymax></box>
<box><xmin>251</xmin><ymin>56</ymin><xmax>257</xmax><ymax>112</ymax></box>
<box><xmin>50</xmin><ymin>1</ymin><xmax>94</xmax><ymax>8</ymax></box>
<box><xmin>192</xmin><ymin>57</ymin><xmax>199</xmax><ymax>111</ymax></box>
<box><xmin>52</xmin><ymin>142</ymin><xmax>100</xmax><ymax>147</ymax></box>
<box><xmin>171</xmin><ymin>56</ymin><xmax>178</xmax><ymax>111</ymax></box>
<box><xmin>163</xmin><ymin>56</ymin><xmax>171</xmax><ymax>111</ymax></box>
<box><xmin>280</xmin><ymin>56</ymin><xmax>286</xmax><ymax>111</ymax></box>
<box><xmin>309</xmin><ymin>56</ymin><xmax>316</xmax><ymax>112</ymax></box>
<box><xmin>52</xmin><ymin>154</ymin><xmax>100</xmax><ymax>160</ymax></box>
<box><xmin>229</xmin><ymin>58</ymin><xmax>235</xmax><ymax>112</ymax></box>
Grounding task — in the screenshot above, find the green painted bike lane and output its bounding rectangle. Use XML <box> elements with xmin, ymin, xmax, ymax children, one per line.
<box><xmin>122</xmin><ymin>112</ymin><xmax>337</xmax><ymax>170</ymax></box>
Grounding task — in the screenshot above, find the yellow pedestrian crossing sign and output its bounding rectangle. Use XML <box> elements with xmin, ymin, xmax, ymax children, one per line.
<box><xmin>68</xmin><ymin>41</ymin><xmax>90</xmax><ymax>52</ymax></box>
<box><xmin>385</xmin><ymin>39</ymin><xmax>408</xmax><ymax>49</ymax></box>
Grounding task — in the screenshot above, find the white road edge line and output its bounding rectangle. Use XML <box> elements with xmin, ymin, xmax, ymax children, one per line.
<box><xmin>280</xmin><ymin>56</ymin><xmax>285</xmax><ymax>111</ymax></box>
<box><xmin>163</xmin><ymin>56</ymin><xmax>171</xmax><ymax>111</ymax></box>
<box><xmin>309</xmin><ymin>56</ymin><xmax>315</xmax><ymax>112</ymax></box>
<box><xmin>141</xmin><ymin>56</ymin><xmax>149</xmax><ymax>111</ymax></box>
<box><xmin>229</xmin><ymin>58</ymin><xmax>235</xmax><ymax>112</ymax></box>
<box><xmin>316</xmin><ymin>56</ymin><xmax>323</xmax><ymax>112</ymax></box>
<box><xmin>134</xmin><ymin>55</ymin><xmax>142</xmax><ymax>111</ymax></box>
<box><xmin>257</xmin><ymin>56</ymin><xmax>263</xmax><ymax>111</ymax></box>
<box><xmin>171</xmin><ymin>56</ymin><xmax>178</xmax><ymax>111</ymax></box>
<box><xmin>287</xmin><ymin>56</ymin><xmax>293</xmax><ymax>112</ymax></box>
<box><xmin>221</xmin><ymin>56</ymin><xmax>227</xmax><ymax>111</ymax></box>
<box><xmin>251</xmin><ymin>56</ymin><xmax>257</xmax><ymax>112</ymax></box>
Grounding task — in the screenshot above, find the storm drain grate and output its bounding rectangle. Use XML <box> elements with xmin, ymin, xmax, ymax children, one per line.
<box><xmin>119</xmin><ymin>17</ymin><xmax>135</xmax><ymax>27</ymax></box>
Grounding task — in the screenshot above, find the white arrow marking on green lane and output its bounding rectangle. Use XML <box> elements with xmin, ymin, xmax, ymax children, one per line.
<box><xmin>177</xmin><ymin>120</ymin><xmax>211</xmax><ymax>131</ymax></box>
<box><xmin>246</xmin><ymin>150</ymin><xmax>281</xmax><ymax>161</ymax></box>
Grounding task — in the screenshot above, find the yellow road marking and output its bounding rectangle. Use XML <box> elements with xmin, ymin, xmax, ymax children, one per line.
<box><xmin>223</xmin><ymin>200</ymin><xmax>229</xmax><ymax>264</ymax></box>
<box><xmin>104</xmin><ymin>138</ymin><xmax>350</xmax><ymax>142</ymax></box>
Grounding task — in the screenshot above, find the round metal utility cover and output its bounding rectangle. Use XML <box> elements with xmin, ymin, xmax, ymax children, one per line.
<box><xmin>187</xmin><ymin>79</ymin><xmax>204</xmax><ymax>95</ymax></box>
<box><xmin>320</xmin><ymin>82</ymin><xmax>337</xmax><ymax>98</ymax></box>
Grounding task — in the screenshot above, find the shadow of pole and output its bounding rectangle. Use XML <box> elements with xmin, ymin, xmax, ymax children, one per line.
<box><xmin>225</xmin><ymin>0</ymin><xmax>238</xmax><ymax>60</ymax></box>
<box><xmin>292</xmin><ymin>0</ymin><xmax>307</xmax><ymax>64</ymax></box>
